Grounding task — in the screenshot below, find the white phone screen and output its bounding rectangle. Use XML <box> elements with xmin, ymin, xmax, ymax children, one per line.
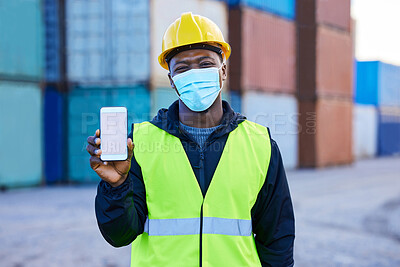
<box><xmin>100</xmin><ymin>107</ymin><xmax>128</xmax><ymax>161</ymax></box>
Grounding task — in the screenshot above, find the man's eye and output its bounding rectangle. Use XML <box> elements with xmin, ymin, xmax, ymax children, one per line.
<box><xmin>200</xmin><ymin>62</ymin><xmax>213</xmax><ymax>67</ymax></box>
<box><xmin>175</xmin><ymin>66</ymin><xmax>188</xmax><ymax>72</ymax></box>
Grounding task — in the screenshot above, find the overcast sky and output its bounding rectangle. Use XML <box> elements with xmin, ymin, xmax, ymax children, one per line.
<box><xmin>351</xmin><ymin>0</ymin><xmax>400</xmax><ymax>65</ymax></box>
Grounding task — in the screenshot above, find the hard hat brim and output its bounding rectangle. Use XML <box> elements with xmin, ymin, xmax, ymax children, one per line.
<box><xmin>159</xmin><ymin>41</ymin><xmax>231</xmax><ymax>70</ymax></box>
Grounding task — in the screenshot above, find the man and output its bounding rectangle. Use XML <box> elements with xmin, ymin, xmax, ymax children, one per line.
<box><xmin>87</xmin><ymin>12</ymin><xmax>295</xmax><ymax>266</ymax></box>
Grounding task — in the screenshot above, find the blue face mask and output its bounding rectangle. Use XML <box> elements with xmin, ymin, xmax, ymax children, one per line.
<box><xmin>172</xmin><ymin>67</ymin><xmax>222</xmax><ymax>112</ymax></box>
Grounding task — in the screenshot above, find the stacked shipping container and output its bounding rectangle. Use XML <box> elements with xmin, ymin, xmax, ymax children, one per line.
<box><xmin>354</xmin><ymin>61</ymin><xmax>400</xmax><ymax>157</ymax></box>
<box><xmin>228</xmin><ymin>1</ymin><xmax>298</xmax><ymax>169</ymax></box>
<box><xmin>150</xmin><ymin>0</ymin><xmax>230</xmax><ymax>117</ymax></box>
<box><xmin>297</xmin><ymin>0</ymin><xmax>353</xmax><ymax>167</ymax></box>
<box><xmin>0</xmin><ymin>0</ymin><xmax>44</xmax><ymax>188</ymax></box>
<box><xmin>63</xmin><ymin>0</ymin><xmax>152</xmax><ymax>183</ymax></box>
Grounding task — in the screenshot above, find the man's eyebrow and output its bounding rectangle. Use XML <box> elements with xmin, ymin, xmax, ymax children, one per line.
<box><xmin>198</xmin><ymin>56</ymin><xmax>216</xmax><ymax>62</ymax></box>
<box><xmin>174</xmin><ymin>60</ymin><xmax>190</xmax><ymax>66</ymax></box>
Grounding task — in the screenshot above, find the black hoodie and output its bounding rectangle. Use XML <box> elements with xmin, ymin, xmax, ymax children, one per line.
<box><xmin>95</xmin><ymin>100</ymin><xmax>295</xmax><ymax>267</ymax></box>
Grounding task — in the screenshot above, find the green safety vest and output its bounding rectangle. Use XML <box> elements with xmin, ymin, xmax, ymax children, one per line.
<box><xmin>131</xmin><ymin>120</ymin><xmax>271</xmax><ymax>267</ymax></box>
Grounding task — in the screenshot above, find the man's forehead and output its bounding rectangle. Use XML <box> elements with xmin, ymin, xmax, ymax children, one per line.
<box><xmin>170</xmin><ymin>49</ymin><xmax>219</xmax><ymax>62</ymax></box>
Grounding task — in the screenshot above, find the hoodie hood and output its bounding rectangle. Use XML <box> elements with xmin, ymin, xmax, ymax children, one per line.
<box><xmin>150</xmin><ymin>100</ymin><xmax>246</xmax><ymax>139</ymax></box>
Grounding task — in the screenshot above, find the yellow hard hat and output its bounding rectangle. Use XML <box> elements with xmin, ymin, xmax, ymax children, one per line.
<box><xmin>158</xmin><ymin>12</ymin><xmax>231</xmax><ymax>70</ymax></box>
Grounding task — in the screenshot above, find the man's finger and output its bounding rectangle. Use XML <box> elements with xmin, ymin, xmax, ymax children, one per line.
<box><xmin>96</xmin><ymin>129</ymin><xmax>100</xmax><ymax>137</ymax></box>
<box><xmin>86</xmin><ymin>144</ymin><xmax>102</xmax><ymax>157</ymax></box>
<box><xmin>87</xmin><ymin>135</ymin><xmax>101</xmax><ymax>147</ymax></box>
<box><xmin>90</xmin><ymin>155</ymin><xmax>107</xmax><ymax>170</ymax></box>
<box><xmin>127</xmin><ymin>138</ymin><xmax>134</xmax><ymax>160</ymax></box>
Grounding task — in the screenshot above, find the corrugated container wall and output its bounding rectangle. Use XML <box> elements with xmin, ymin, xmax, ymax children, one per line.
<box><xmin>227</xmin><ymin>0</ymin><xmax>296</xmax><ymax>20</ymax></box>
<box><xmin>316</xmin><ymin>0</ymin><xmax>351</xmax><ymax>31</ymax></box>
<box><xmin>378</xmin><ymin>107</ymin><xmax>400</xmax><ymax>156</ymax></box>
<box><xmin>68</xmin><ymin>86</ymin><xmax>150</xmax><ymax>183</ymax></box>
<box><xmin>299</xmin><ymin>99</ymin><xmax>353</xmax><ymax>167</ymax></box>
<box><xmin>0</xmin><ymin>82</ymin><xmax>43</xmax><ymax>188</ymax></box>
<box><xmin>44</xmin><ymin>87</ymin><xmax>65</xmax><ymax>183</ymax></box>
<box><xmin>66</xmin><ymin>0</ymin><xmax>150</xmax><ymax>84</ymax></box>
<box><xmin>44</xmin><ymin>0</ymin><xmax>61</xmax><ymax>82</ymax></box>
<box><xmin>151</xmin><ymin>0</ymin><xmax>228</xmax><ymax>88</ymax></box>
<box><xmin>229</xmin><ymin>7</ymin><xmax>296</xmax><ymax>94</ymax></box>
<box><xmin>242</xmin><ymin>92</ymin><xmax>298</xmax><ymax>169</ymax></box>
<box><xmin>0</xmin><ymin>0</ymin><xmax>44</xmax><ymax>80</ymax></box>
<box><xmin>353</xmin><ymin>104</ymin><xmax>378</xmax><ymax>159</ymax></box>
<box><xmin>151</xmin><ymin>87</ymin><xmax>178</xmax><ymax>117</ymax></box>
<box><xmin>316</xmin><ymin>27</ymin><xmax>353</xmax><ymax>99</ymax></box>
<box><xmin>355</xmin><ymin>61</ymin><xmax>400</xmax><ymax>107</ymax></box>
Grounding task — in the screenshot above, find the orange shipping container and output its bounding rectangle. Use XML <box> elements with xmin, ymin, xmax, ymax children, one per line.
<box><xmin>316</xmin><ymin>0</ymin><xmax>351</xmax><ymax>32</ymax></box>
<box><xmin>229</xmin><ymin>7</ymin><xmax>296</xmax><ymax>94</ymax></box>
<box><xmin>316</xmin><ymin>26</ymin><xmax>353</xmax><ymax>98</ymax></box>
<box><xmin>297</xmin><ymin>25</ymin><xmax>353</xmax><ymax>100</ymax></box>
<box><xmin>298</xmin><ymin>98</ymin><xmax>353</xmax><ymax>168</ymax></box>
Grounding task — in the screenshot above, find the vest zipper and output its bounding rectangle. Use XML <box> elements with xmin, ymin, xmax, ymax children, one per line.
<box><xmin>199</xmin><ymin>151</ymin><xmax>205</xmax><ymax>190</ymax></box>
<box><xmin>199</xmin><ymin>202</ymin><xmax>204</xmax><ymax>267</ymax></box>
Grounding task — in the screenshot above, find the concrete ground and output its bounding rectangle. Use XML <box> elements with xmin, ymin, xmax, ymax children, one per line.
<box><xmin>0</xmin><ymin>156</ymin><xmax>399</xmax><ymax>267</ymax></box>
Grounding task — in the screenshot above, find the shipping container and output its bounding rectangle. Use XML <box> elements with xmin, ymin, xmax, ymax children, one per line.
<box><xmin>316</xmin><ymin>0</ymin><xmax>351</xmax><ymax>31</ymax></box>
<box><xmin>44</xmin><ymin>86</ymin><xmax>65</xmax><ymax>183</ymax></box>
<box><xmin>355</xmin><ymin>61</ymin><xmax>400</xmax><ymax>107</ymax></box>
<box><xmin>226</xmin><ymin>0</ymin><xmax>295</xmax><ymax>20</ymax></box>
<box><xmin>229</xmin><ymin>91</ymin><xmax>242</xmax><ymax>113</ymax></box>
<box><xmin>377</xmin><ymin>107</ymin><xmax>400</xmax><ymax>156</ymax></box>
<box><xmin>0</xmin><ymin>82</ymin><xmax>43</xmax><ymax>188</ymax></box>
<box><xmin>297</xmin><ymin>25</ymin><xmax>353</xmax><ymax>100</ymax></box>
<box><xmin>242</xmin><ymin>92</ymin><xmax>298</xmax><ymax>169</ymax></box>
<box><xmin>0</xmin><ymin>0</ymin><xmax>44</xmax><ymax>80</ymax></box>
<box><xmin>316</xmin><ymin>26</ymin><xmax>353</xmax><ymax>98</ymax></box>
<box><xmin>151</xmin><ymin>0</ymin><xmax>228</xmax><ymax>88</ymax></box>
<box><xmin>297</xmin><ymin>0</ymin><xmax>350</xmax><ymax>32</ymax></box>
<box><xmin>298</xmin><ymin>98</ymin><xmax>353</xmax><ymax>167</ymax></box>
<box><xmin>353</xmin><ymin>104</ymin><xmax>378</xmax><ymax>159</ymax></box>
<box><xmin>68</xmin><ymin>86</ymin><xmax>150</xmax><ymax>183</ymax></box>
<box><xmin>66</xmin><ymin>0</ymin><xmax>150</xmax><ymax>84</ymax></box>
<box><xmin>229</xmin><ymin>7</ymin><xmax>296</xmax><ymax>94</ymax></box>
<box><xmin>44</xmin><ymin>0</ymin><xmax>61</xmax><ymax>82</ymax></box>
<box><xmin>151</xmin><ymin>87</ymin><xmax>178</xmax><ymax>117</ymax></box>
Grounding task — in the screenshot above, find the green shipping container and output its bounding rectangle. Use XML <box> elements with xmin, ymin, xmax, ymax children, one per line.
<box><xmin>0</xmin><ymin>81</ymin><xmax>43</xmax><ymax>188</ymax></box>
<box><xmin>68</xmin><ymin>86</ymin><xmax>150</xmax><ymax>183</ymax></box>
<box><xmin>0</xmin><ymin>0</ymin><xmax>44</xmax><ymax>80</ymax></box>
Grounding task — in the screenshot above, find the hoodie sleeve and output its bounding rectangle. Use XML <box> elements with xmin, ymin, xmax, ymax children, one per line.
<box><xmin>94</xmin><ymin>124</ymin><xmax>148</xmax><ymax>247</ymax></box>
<box><xmin>251</xmin><ymin>137</ymin><xmax>295</xmax><ymax>267</ymax></box>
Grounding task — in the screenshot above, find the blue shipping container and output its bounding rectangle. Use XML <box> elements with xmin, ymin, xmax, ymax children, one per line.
<box><xmin>0</xmin><ymin>0</ymin><xmax>44</xmax><ymax>80</ymax></box>
<box><xmin>44</xmin><ymin>87</ymin><xmax>64</xmax><ymax>183</ymax></box>
<box><xmin>66</xmin><ymin>0</ymin><xmax>150</xmax><ymax>84</ymax></box>
<box><xmin>355</xmin><ymin>61</ymin><xmax>400</xmax><ymax>107</ymax></box>
<box><xmin>229</xmin><ymin>91</ymin><xmax>242</xmax><ymax>113</ymax></box>
<box><xmin>378</xmin><ymin>108</ymin><xmax>400</xmax><ymax>156</ymax></box>
<box><xmin>151</xmin><ymin>87</ymin><xmax>178</xmax><ymax>117</ymax></box>
<box><xmin>44</xmin><ymin>0</ymin><xmax>61</xmax><ymax>82</ymax></box>
<box><xmin>68</xmin><ymin>86</ymin><xmax>150</xmax><ymax>183</ymax></box>
<box><xmin>227</xmin><ymin>0</ymin><xmax>296</xmax><ymax>20</ymax></box>
<box><xmin>0</xmin><ymin>82</ymin><xmax>43</xmax><ymax>188</ymax></box>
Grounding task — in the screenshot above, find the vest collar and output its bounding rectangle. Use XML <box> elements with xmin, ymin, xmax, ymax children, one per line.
<box><xmin>150</xmin><ymin>99</ymin><xmax>246</xmax><ymax>140</ymax></box>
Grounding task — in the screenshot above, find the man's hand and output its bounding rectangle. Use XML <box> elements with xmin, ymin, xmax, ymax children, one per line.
<box><xmin>86</xmin><ymin>129</ymin><xmax>134</xmax><ymax>187</ymax></box>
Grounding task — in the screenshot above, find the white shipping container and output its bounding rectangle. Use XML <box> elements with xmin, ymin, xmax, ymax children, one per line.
<box><xmin>150</xmin><ymin>0</ymin><xmax>228</xmax><ymax>88</ymax></box>
<box><xmin>242</xmin><ymin>91</ymin><xmax>299</xmax><ymax>169</ymax></box>
<box><xmin>66</xmin><ymin>0</ymin><xmax>150</xmax><ymax>84</ymax></box>
<box><xmin>353</xmin><ymin>104</ymin><xmax>378</xmax><ymax>159</ymax></box>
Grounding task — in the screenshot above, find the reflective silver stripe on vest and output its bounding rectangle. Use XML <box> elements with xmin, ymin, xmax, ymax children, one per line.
<box><xmin>144</xmin><ymin>217</ymin><xmax>252</xmax><ymax>236</ymax></box>
<box><xmin>202</xmin><ymin>217</ymin><xmax>252</xmax><ymax>236</ymax></box>
<box><xmin>144</xmin><ymin>217</ymin><xmax>200</xmax><ymax>236</ymax></box>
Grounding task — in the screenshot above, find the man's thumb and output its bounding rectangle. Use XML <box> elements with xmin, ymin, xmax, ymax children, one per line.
<box><xmin>127</xmin><ymin>138</ymin><xmax>134</xmax><ymax>160</ymax></box>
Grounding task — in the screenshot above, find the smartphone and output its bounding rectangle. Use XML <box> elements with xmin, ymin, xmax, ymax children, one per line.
<box><xmin>100</xmin><ymin>107</ymin><xmax>128</xmax><ymax>161</ymax></box>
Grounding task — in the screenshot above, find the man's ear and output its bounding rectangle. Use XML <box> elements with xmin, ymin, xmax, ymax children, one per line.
<box><xmin>168</xmin><ymin>73</ymin><xmax>179</xmax><ymax>96</ymax></box>
<box><xmin>221</xmin><ymin>62</ymin><xmax>227</xmax><ymax>82</ymax></box>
